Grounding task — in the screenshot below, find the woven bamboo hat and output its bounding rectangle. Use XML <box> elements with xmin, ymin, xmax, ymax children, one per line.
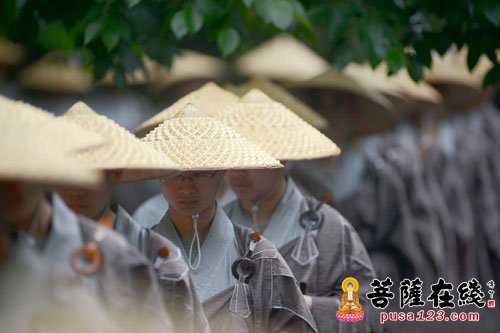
<box><xmin>344</xmin><ymin>63</ymin><xmax>405</xmax><ymax>98</ymax></box>
<box><xmin>289</xmin><ymin>68</ymin><xmax>393</xmax><ymax>109</ymax></box>
<box><xmin>424</xmin><ymin>46</ymin><xmax>492</xmax><ymax>89</ymax></box>
<box><xmin>19</xmin><ymin>52</ymin><xmax>94</xmax><ymax>94</ymax></box>
<box><xmin>0</xmin><ymin>95</ymin><xmax>105</xmax><ymax>152</ymax></box>
<box><xmin>152</xmin><ymin>50</ymin><xmax>229</xmax><ymax>88</ymax></box>
<box><xmin>135</xmin><ymin>82</ymin><xmax>238</xmax><ymax>137</ymax></box>
<box><xmin>62</xmin><ymin>102</ymin><xmax>180</xmax><ymax>182</ymax></box>
<box><xmin>142</xmin><ymin>103</ymin><xmax>282</xmax><ymax>171</ymax></box>
<box><xmin>424</xmin><ymin>46</ymin><xmax>491</xmax><ymax>109</ymax></box>
<box><xmin>386</xmin><ymin>67</ymin><xmax>443</xmax><ymax>104</ymax></box>
<box><xmin>0</xmin><ymin>38</ymin><xmax>26</xmax><ymax>66</ymax></box>
<box><xmin>235</xmin><ymin>34</ymin><xmax>330</xmax><ymax>82</ymax></box>
<box><xmin>219</xmin><ymin>89</ymin><xmax>340</xmax><ymax>161</ymax></box>
<box><xmin>0</xmin><ymin>114</ymin><xmax>102</xmax><ymax>187</ymax></box>
<box><xmin>226</xmin><ymin>77</ymin><xmax>329</xmax><ymax>129</ymax></box>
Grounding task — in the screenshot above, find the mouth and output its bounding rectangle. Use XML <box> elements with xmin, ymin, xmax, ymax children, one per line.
<box><xmin>178</xmin><ymin>200</ymin><xmax>199</xmax><ymax>206</ymax></box>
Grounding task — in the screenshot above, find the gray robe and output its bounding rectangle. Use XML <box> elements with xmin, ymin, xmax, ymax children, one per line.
<box><xmin>45</xmin><ymin>194</ymin><xmax>172</xmax><ymax>332</ymax></box>
<box><xmin>113</xmin><ymin>204</ymin><xmax>209</xmax><ymax>333</ymax></box>
<box><xmin>225</xmin><ymin>179</ymin><xmax>380</xmax><ymax>333</ymax></box>
<box><xmin>153</xmin><ymin>205</ymin><xmax>317</xmax><ymax>333</ymax></box>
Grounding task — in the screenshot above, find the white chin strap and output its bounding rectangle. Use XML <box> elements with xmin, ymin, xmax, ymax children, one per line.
<box><xmin>189</xmin><ymin>213</ymin><xmax>201</xmax><ymax>270</ymax></box>
<box><xmin>251</xmin><ymin>205</ymin><xmax>259</xmax><ymax>232</ymax></box>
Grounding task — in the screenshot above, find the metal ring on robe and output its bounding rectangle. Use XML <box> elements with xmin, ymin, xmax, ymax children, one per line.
<box><xmin>231</xmin><ymin>257</ymin><xmax>256</xmax><ymax>284</ymax></box>
<box><xmin>299</xmin><ymin>209</ymin><xmax>323</xmax><ymax>230</ymax></box>
<box><xmin>70</xmin><ymin>240</ymin><xmax>102</xmax><ymax>276</ymax></box>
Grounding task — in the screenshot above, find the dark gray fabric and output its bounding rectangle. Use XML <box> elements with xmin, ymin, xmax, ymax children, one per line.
<box><xmin>202</xmin><ymin>223</ymin><xmax>318</xmax><ymax>333</ymax></box>
<box><xmin>278</xmin><ymin>196</ymin><xmax>382</xmax><ymax>333</ymax></box>
<box><xmin>77</xmin><ymin>217</ymin><xmax>173</xmax><ymax>331</ymax></box>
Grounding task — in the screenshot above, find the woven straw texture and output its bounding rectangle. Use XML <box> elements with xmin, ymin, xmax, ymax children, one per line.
<box><xmin>142</xmin><ymin>103</ymin><xmax>282</xmax><ymax>171</ymax></box>
<box><xmin>63</xmin><ymin>102</ymin><xmax>180</xmax><ymax>182</ymax></box>
<box><xmin>219</xmin><ymin>89</ymin><xmax>341</xmax><ymax>161</ymax></box>
<box><xmin>289</xmin><ymin>69</ymin><xmax>392</xmax><ymax>109</ymax></box>
<box><xmin>135</xmin><ymin>82</ymin><xmax>238</xmax><ymax>136</ymax></box>
<box><xmin>226</xmin><ymin>77</ymin><xmax>329</xmax><ymax>129</ymax></box>
<box><xmin>235</xmin><ymin>34</ymin><xmax>330</xmax><ymax>82</ymax></box>
<box><xmin>0</xmin><ymin>95</ymin><xmax>105</xmax><ymax>152</ymax></box>
<box><xmin>0</xmin><ymin>115</ymin><xmax>102</xmax><ymax>187</ymax></box>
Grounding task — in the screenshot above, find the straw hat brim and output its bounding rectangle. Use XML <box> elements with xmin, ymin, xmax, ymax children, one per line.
<box><xmin>19</xmin><ymin>53</ymin><xmax>94</xmax><ymax>94</ymax></box>
<box><xmin>289</xmin><ymin>69</ymin><xmax>393</xmax><ymax>110</ymax></box>
<box><xmin>63</xmin><ymin>102</ymin><xmax>180</xmax><ymax>182</ymax></box>
<box><xmin>218</xmin><ymin>95</ymin><xmax>340</xmax><ymax>161</ymax></box>
<box><xmin>0</xmin><ymin>95</ymin><xmax>106</xmax><ymax>152</ymax></box>
<box><xmin>0</xmin><ymin>121</ymin><xmax>102</xmax><ymax>188</ymax></box>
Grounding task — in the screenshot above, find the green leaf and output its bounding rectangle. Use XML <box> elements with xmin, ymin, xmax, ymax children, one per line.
<box><xmin>289</xmin><ymin>0</ymin><xmax>313</xmax><ymax>31</ymax></box>
<box><xmin>84</xmin><ymin>20</ymin><xmax>103</xmax><ymax>45</ymax></box>
<box><xmin>386</xmin><ymin>45</ymin><xmax>406</xmax><ymax>74</ymax></box>
<box><xmin>467</xmin><ymin>45</ymin><xmax>481</xmax><ymax>71</ymax></box>
<box><xmin>186</xmin><ymin>6</ymin><xmax>203</xmax><ymax>34</ymax></box>
<box><xmin>407</xmin><ymin>56</ymin><xmax>423</xmax><ymax>82</ymax></box>
<box><xmin>126</xmin><ymin>0</ymin><xmax>142</xmax><ymax>8</ymax></box>
<box><xmin>484</xmin><ymin>2</ymin><xmax>500</xmax><ymax>27</ymax></box>
<box><xmin>268</xmin><ymin>0</ymin><xmax>294</xmax><ymax>30</ymax></box>
<box><xmin>217</xmin><ymin>27</ymin><xmax>240</xmax><ymax>57</ymax></box>
<box><xmin>255</xmin><ymin>0</ymin><xmax>271</xmax><ymax>23</ymax></box>
<box><xmin>144</xmin><ymin>35</ymin><xmax>176</xmax><ymax>67</ymax></box>
<box><xmin>108</xmin><ymin>14</ymin><xmax>132</xmax><ymax>41</ymax></box>
<box><xmin>483</xmin><ymin>63</ymin><xmax>500</xmax><ymax>87</ymax></box>
<box><xmin>102</xmin><ymin>31</ymin><xmax>119</xmax><ymax>51</ymax></box>
<box><xmin>242</xmin><ymin>0</ymin><xmax>253</xmax><ymax>8</ymax></box>
<box><xmin>171</xmin><ymin>10</ymin><xmax>188</xmax><ymax>39</ymax></box>
<box><xmin>38</xmin><ymin>21</ymin><xmax>75</xmax><ymax>50</ymax></box>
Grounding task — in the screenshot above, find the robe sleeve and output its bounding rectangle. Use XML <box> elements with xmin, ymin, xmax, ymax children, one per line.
<box><xmin>309</xmin><ymin>209</ymin><xmax>383</xmax><ymax>333</ymax></box>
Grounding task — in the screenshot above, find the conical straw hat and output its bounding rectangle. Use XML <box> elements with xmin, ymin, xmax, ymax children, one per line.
<box><xmin>386</xmin><ymin>67</ymin><xmax>443</xmax><ymax>104</ymax></box>
<box><xmin>62</xmin><ymin>102</ymin><xmax>180</xmax><ymax>182</ymax></box>
<box><xmin>152</xmin><ymin>50</ymin><xmax>229</xmax><ymax>88</ymax></box>
<box><xmin>0</xmin><ymin>95</ymin><xmax>105</xmax><ymax>152</ymax></box>
<box><xmin>0</xmin><ymin>115</ymin><xmax>102</xmax><ymax>188</ymax></box>
<box><xmin>135</xmin><ymin>82</ymin><xmax>238</xmax><ymax>137</ymax></box>
<box><xmin>424</xmin><ymin>46</ymin><xmax>492</xmax><ymax>89</ymax></box>
<box><xmin>344</xmin><ymin>63</ymin><xmax>405</xmax><ymax>98</ymax></box>
<box><xmin>235</xmin><ymin>34</ymin><xmax>330</xmax><ymax>82</ymax></box>
<box><xmin>219</xmin><ymin>89</ymin><xmax>340</xmax><ymax>161</ymax></box>
<box><xmin>142</xmin><ymin>103</ymin><xmax>282</xmax><ymax>171</ymax></box>
<box><xmin>19</xmin><ymin>52</ymin><xmax>94</xmax><ymax>94</ymax></box>
<box><xmin>289</xmin><ymin>68</ymin><xmax>393</xmax><ymax>109</ymax></box>
<box><xmin>226</xmin><ymin>77</ymin><xmax>329</xmax><ymax>129</ymax></box>
<box><xmin>0</xmin><ymin>38</ymin><xmax>26</xmax><ymax>66</ymax></box>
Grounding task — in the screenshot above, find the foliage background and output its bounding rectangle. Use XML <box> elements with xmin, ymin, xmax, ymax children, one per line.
<box><xmin>1</xmin><ymin>0</ymin><xmax>499</xmax><ymax>86</ymax></box>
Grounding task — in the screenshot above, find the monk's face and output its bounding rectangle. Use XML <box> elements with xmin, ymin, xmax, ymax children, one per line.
<box><xmin>0</xmin><ymin>181</ymin><xmax>44</xmax><ymax>229</ymax></box>
<box><xmin>225</xmin><ymin>168</ymin><xmax>283</xmax><ymax>203</ymax></box>
<box><xmin>160</xmin><ymin>171</ymin><xmax>223</xmax><ymax>217</ymax></box>
<box><xmin>56</xmin><ymin>171</ymin><xmax>121</xmax><ymax>220</ymax></box>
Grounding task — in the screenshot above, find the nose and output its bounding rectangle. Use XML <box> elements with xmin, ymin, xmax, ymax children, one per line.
<box><xmin>178</xmin><ymin>177</ymin><xmax>197</xmax><ymax>194</ymax></box>
<box><xmin>226</xmin><ymin>169</ymin><xmax>247</xmax><ymax>179</ymax></box>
